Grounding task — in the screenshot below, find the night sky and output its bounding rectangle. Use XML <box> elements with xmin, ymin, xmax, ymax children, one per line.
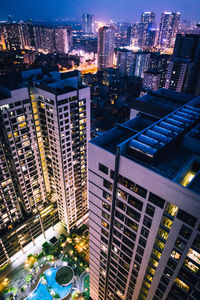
<box><xmin>0</xmin><ymin>0</ymin><xmax>199</xmax><ymax>22</ymax></box>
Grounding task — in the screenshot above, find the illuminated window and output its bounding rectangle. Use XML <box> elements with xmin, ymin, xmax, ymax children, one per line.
<box><xmin>165</xmin><ymin>203</ymin><xmax>178</xmax><ymax>217</ymax></box>
<box><xmin>19</xmin><ymin>122</ymin><xmax>26</xmax><ymax>128</ymax></box>
<box><xmin>184</xmin><ymin>259</ymin><xmax>199</xmax><ymax>273</ymax></box>
<box><xmin>161</xmin><ymin>216</ymin><xmax>173</xmax><ymax>229</ymax></box>
<box><xmin>152</xmin><ymin>249</ymin><xmax>162</xmax><ymax>259</ymax></box>
<box><xmin>171</xmin><ymin>249</ymin><xmax>181</xmax><ymax>260</ymax></box>
<box><xmin>187</xmin><ymin>248</ymin><xmax>200</xmax><ymax>265</ymax></box>
<box><xmin>158</xmin><ymin>228</ymin><xmax>168</xmax><ymax>240</ymax></box>
<box><xmin>17</xmin><ymin>115</ymin><xmax>25</xmax><ymax>122</ymax></box>
<box><xmin>175</xmin><ymin>278</ymin><xmax>189</xmax><ymax>292</ymax></box>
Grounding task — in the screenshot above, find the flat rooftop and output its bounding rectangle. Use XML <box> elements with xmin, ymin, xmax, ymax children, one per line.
<box><xmin>131</xmin><ymin>88</ymin><xmax>196</xmax><ymax>118</ymax></box>
<box><xmin>91</xmin><ymin>91</ymin><xmax>200</xmax><ymax>194</ymax></box>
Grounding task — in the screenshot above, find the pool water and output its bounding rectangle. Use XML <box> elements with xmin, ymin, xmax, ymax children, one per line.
<box><xmin>27</xmin><ymin>268</ymin><xmax>72</xmax><ymax>299</ymax></box>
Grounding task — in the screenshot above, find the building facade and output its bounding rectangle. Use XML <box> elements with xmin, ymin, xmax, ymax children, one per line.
<box><xmin>98</xmin><ymin>26</ymin><xmax>115</xmax><ymax>70</ymax></box>
<box><xmin>0</xmin><ymin>70</ymin><xmax>90</xmax><ymax>267</ymax></box>
<box><xmin>89</xmin><ymin>90</ymin><xmax>200</xmax><ymax>300</ymax></box>
<box><xmin>165</xmin><ymin>34</ymin><xmax>200</xmax><ymax>95</ymax></box>
<box><xmin>158</xmin><ymin>12</ymin><xmax>181</xmax><ymax>48</ymax></box>
<box><xmin>82</xmin><ymin>14</ymin><xmax>95</xmax><ymax>33</ymax></box>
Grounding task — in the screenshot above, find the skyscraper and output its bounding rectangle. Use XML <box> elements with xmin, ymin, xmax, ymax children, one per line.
<box><xmin>55</xmin><ymin>26</ymin><xmax>72</xmax><ymax>54</ymax></box>
<box><xmin>82</xmin><ymin>14</ymin><xmax>95</xmax><ymax>33</ymax></box>
<box><xmin>143</xmin><ymin>70</ymin><xmax>161</xmax><ymax>91</ymax></box>
<box><xmin>158</xmin><ymin>12</ymin><xmax>181</xmax><ymax>48</ymax></box>
<box><xmin>89</xmin><ymin>89</ymin><xmax>200</xmax><ymax>300</ymax></box>
<box><xmin>116</xmin><ymin>49</ymin><xmax>135</xmax><ymax>77</ymax></box>
<box><xmin>134</xmin><ymin>52</ymin><xmax>151</xmax><ymax>78</ymax></box>
<box><xmin>165</xmin><ymin>34</ymin><xmax>200</xmax><ymax>95</ymax></box>
<box><xmin>30</xmin><ymin>70</ymin><xmax>90</xmax><ymax>231</ymax></box>
<box><xmin>0</xmin><ymin>69</ymin><xmax>90</xmax><ymax>267</ymax></box>
<box><xmin>97</xmin><ymin>26</ymin><xmax>115</xmax><ymax>71</ymax></box>
<box><xmin>0</xmin><ymin>84</ymin><xmax>59</xmax><ymax>267</ymax></box>
<box><xmin>141</xmin><ymin>12</ymin><xmax>156</xmax><ymax>48</ymax></box>
<box><xmin>127</xmin><ymin>24</ymin><xmax>138</xmax><ymax>46</ymax></box>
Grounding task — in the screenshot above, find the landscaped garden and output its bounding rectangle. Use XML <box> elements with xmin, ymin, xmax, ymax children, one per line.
<box><xmin>0</xmin><ymin>224</ymin><xmax>90</xmax><ymax>300</ymax></box>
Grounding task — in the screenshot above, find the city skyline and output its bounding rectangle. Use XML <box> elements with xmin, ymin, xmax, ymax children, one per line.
<box><xmin>1</xmin><ymin>0</ymin><xmax>200</xmax><ymax>23</ymax></box>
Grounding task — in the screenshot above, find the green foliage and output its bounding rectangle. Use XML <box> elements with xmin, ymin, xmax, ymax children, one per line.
<box><xmin>59</xmin><ymin>234</ymin><xmax>67</xmax><ymax>243</ymax></box>
<box><xmin>25</xmin><ymin>274</ymin><xmax>32</xmax><ymax>283</ymax></box>
<box><xmin>42</xmin><ymin>242</ymin><xmax>54</xmax><ymax>255</ymax></box>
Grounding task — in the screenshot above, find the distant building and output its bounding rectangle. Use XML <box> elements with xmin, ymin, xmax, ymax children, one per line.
<box><xmin>149</xmin><ymin>53</ymin><xmax>171</xmax><ymax>88</ymax></box>
<box><xmin>158</xmin><ymin>12</ymin><xmax>181</xmax><ymax>47</ymax></box>
<box><xmin>55</xmin><ymin>26</ymin><xmax>72</xmax><ymax>54</ymax></box>
<box><xmin>134</xmin><ymin>52</ymin><xmax>151</xmax><ymax>78</ymax></box>
<box><xmin>116</xmin><ymin>49</ymin><xmax>135</xmax><ymax>77</ymax></box>
<box><xmin>143</xmin><ymin>69</ymin><xmax>161</xmax><ymax>91</ymax></box>
<box><xmin>98</xmin><ymin>26</ymin><xmax>115</xmax><ymax>70</ymax></box>
<box><xmin>82</xmin><ymin>14</ymin><xmax>95</xmax><ymax>33</ymax></box>
<box><xmin>141</xmin><ymin>12</ymin><xmax>156</xmax><ymax>48</ymax></box>
<box><xmin>127</xmin><ymin>24</ymin><xmax>138</xmax><ymax>46</ymax></box>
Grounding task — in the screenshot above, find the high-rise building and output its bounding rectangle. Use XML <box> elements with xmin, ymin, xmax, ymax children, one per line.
<box><xmin>149</xmin><ymin>53</ymin><xmax>171</xmax><ymax>88</ymax></box>
<box><xmin>116</xmin><ymin>49</ymin><xmax>135</xmax><ymax>77</ymax></box>
<box><xmin>0</xmin><ymin>84</ymin><xmax>59</xmax><ymax>267</ymax></box>
<box><xmin>141</xmin><ymin>12</ymin><xmax>156</xmax><ymax>48</ymax></box>
<box><xmin>30</xmin><ymin>70</ymin><xmax>90</xmax><ymax>231</ymax></box>
<box><xmin>82</xmin><ymin>14</ymin><xmax>95</xmax><ymax>33</ymax></box>
<box><xmin>134</xmin><ymin>52</ymin><xmax>151</xmax><ymax>78</ymax></box>
<box><xmin>165</xmin><ymin>34</ymin><xmax>200</xmax><ymax>95</ymax></box>
<box><xmin>0</xmin><ymin>24</ymin><xmax>24</xmax><ymax>50</ymax></box>
<box><xmin>158</xmin><ymin>12</ymin><xmax>181</xmax><ymax>48</ymax></box>
<box><xmin>89</xmin><ymin>89</ymin><xmax>200</xmax><ymax>300</ymax></box>
<box><xmin>98</xmin><ymin>26</ymin><xmax>115</xmax><ymax>70</ymax></box>
<box><xmin>0</xmin><ymin>69</ymin><xmax>90</xmax><ymax>267</ymax></box>
<box><xmin>127</xmin><ymin>24</ymin><xmax>138</xmax><ymax>46</ymax></box>
<box><xmin>143</xmin><ymin>70</ymin><xmax>161</xmax><ymax>91</ymax></box>
<box><xmin>55</xmin><ymin>26</ymin><xmax>72</xmax><ymax>54</ymax></box>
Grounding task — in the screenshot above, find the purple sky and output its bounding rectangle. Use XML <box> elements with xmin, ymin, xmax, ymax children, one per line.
<box><xmin>0</xmin><ymin>0</ymin><xmax>199</xmax><ymax>23</ymax></box>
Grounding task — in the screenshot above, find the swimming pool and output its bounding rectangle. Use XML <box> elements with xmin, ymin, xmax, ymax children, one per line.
<box><xmin>27</xmin><ymin>268</ymin><xmax>72</xmax><ymax>299</ymax></box>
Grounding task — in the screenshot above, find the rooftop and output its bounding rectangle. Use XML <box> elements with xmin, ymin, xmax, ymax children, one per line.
<box><xmin>131</xmin><ymin>88</ymin><xmax>196</xmax><ymax>118</ymax></box>
<box><xmin>91</xmin><ymin>90</ymin><xmax>200</xmax><ymax>194</ymax></box>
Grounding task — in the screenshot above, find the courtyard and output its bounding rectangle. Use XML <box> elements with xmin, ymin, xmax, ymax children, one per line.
<box><xmin>0</xmin><ymin>224</ymin><xmax>90</xmax><ymax>300</ymax></box>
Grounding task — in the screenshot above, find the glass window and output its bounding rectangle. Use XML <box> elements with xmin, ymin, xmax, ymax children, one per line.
<box><xmin>175</xmin><ymin>238</ymin><xmax>186</xmax><ymax>251</ymax></box>
<box><xmin>103</xmin><ymin>190</ymin><xmax>112</xmax><ymax>202</ymax></box>
<box><xmin>184</xmin><ymin>259</ymin><xmax>199</xmax><ymax>273</ymax></box>
<box><xmin>99</xmin><ymin>163</ymin><xmax>108</xmax><ymax>175</ymax></box>
<box><xmin>124</xmin><ymin>227</ymin><xmax>136</xmax><ymax>241</ymax></box>
<box><xmin>127</xmin><ymin>207</ymin><xmax>141</xmax><ymax>223</ymax></box>
<box><xmin>128</xmin><ymin>195</ymin><xmax>143</xmax><ymax>211</ymax></box>
<box><xmin>148</xmin><ymin>192</ymin><xmax>165</xmax><ymax>209</ymax></box>
<box><xmin>102</xmin><ymin>211</ymin><xmax>110</xmax><ymax>221</ymax></box>
<box><xmin>103</xmin><ymin>179</ymin><xmax>113</xmax><ymax>191</ymax></box>
<box><xmin>116</xmin><ymin>199</ymin><xmax>126</xmax><ymax>211</ymax></box>
<box><xmin>165</xmin><ymin>203</ymin><xmax>178</xmax><ymax>217</ymax></box>
<box><xmin>177</xmin><ymin>209</ymin><xmax>197</xmax><ymax>227</ymax></box>
<box><xmin>171</xmin><ymin>249</ymin><xmax>181</xmax><ymax>261</ymax></box>
<box><xmin>141</xmin><ymin>227</ymin><xmax>149</xmax><ymax>239</ymax></box>
<box><xmin>146</xmin><ymin>204</ymin><xmax>155</xmax><ymax>217</ymax></box>
<box><xmin>187</xmin><ymin>248</ymin><xmax>200</xmax><ymax>265</ymax></box>
<box><xmin>143</xmin><ymin>216</ymin><xmax>152</xmax><ymax>228</ymax></box>
<box><xmin>157</xmin><ymin>228</ymin><xmax>168</xmax><ymax>240</ymax></box>
<box><xmin>154</xmin><ymin>238</ymin><xmax>165</xmax><ymax>250</ymax></box>
<box><xmin>152</xmin><ymin>248</ymin><xmax>162</xmax><ymax>260</ymax></box>
<box><xmin>103</xmin><ymin>201</ymin><xmax>111</xmax><ymax>212</ymax></box>
<box><xmin>101</xmin><ymin>220</ymin><xmax>109</xmax><ymax>229</ymax></box>
<box><xmin>193</xmin><ymin>234</ymin><xmax>200</xmax><ymax>250</ymax></box>
<box><xmin>175</xmin><ymin>278</ymin><xmax>190</xmax><ymax>292</ymax></box>
<box><xmin>125</xmin><ymin>218</ymin><xmax>138</xmax><ymax>232</ymax></box>
<box><xmin>161</xmin><ymin>216</ymin><xmax>173</xmax><ymax>229</ymax></box>
<box><xmin>117</xmin><ymin>188</ymin><xmax>127</xmax><ymax>201</ymax></box>
<box><xmin>179</xmin><ymin>225</ymin><xmax>192</xmax><ymax>240</ymax></box>
<box><xmin>115</xmin><ymin>210</ymin><xmax>124</xmax><ymax>221</ymax></box>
